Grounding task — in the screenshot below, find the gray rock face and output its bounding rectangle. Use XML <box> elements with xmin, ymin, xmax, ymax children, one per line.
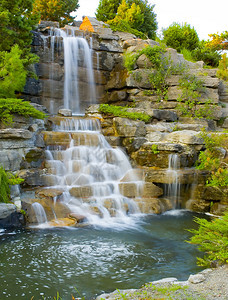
<box><xmin>0</xmin><ymin>204</ymin><xmax>23</xmax><ymax>228</ymax></box>
<box><xmin>0</xmin><ymin>204</ymin><xmax>16</xmax><ymax>219</ymax></box>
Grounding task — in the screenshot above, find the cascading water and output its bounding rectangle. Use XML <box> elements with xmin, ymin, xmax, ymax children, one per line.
<box><xmin>31</xmin><ymin>202</ymin><xmax>48</xmax><ymax>224</ymax></box>
<box><xmin>165</xmin><ymin>154</ymin><xmax>181</xmax><ymax>208</ymax></box>
<box><xmin>43</xmin><ymin>118</ymin><xmax>143</xmax><ymax>226</ymax></box>
<box><xmin>48</xmin><ymin>28</ymin><xmax>96</xmax><ymax>114</ymax></box>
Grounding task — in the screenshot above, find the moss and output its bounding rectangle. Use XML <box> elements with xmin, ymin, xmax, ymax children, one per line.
<box><xmin>99</xmin><ymin>104</ymin><xmax>151</xmax><ymax>123</ymax></box>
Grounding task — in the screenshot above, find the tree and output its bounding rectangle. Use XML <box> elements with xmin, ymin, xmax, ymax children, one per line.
<box><xmin>33</xmin><ymin>0</ymin><xmax>79</xmax><ymax>26</ymax></box>
<box><xmin>162</xmin><ymin>23</ymin><xmax>199</xmax><ymax>52</ymax></box>
<box><xmin>127</xmin><ymin>0</ymin><xmax>157</xmax><ymax>39</ymax></box>
<box><xmin>96</xmin><ymin>0</ymin><xmax>157</xmax><ymax>39</ymax></box>
<box><xmin>95</xmin><ymin>0</ymin><xmax>121</xmax><ymax>22</ymax></box>
<box><xmin>0</xmin><ymin>0</ymin><xmax>39</xmax><ymax>55</ymax></box>
<box><xmin>107</xmin><ymin>0</ymin><xmax>144</xmax><ymax>30</ymax></box>
<box><xmin>0</xmin><ymin>45</ymin><xmax>27</xmax><ymax>98</ymax></box>
<box><xmin>206</xmin><ymin>31</ymin><xmax>228</xmax><ymax>51</ymax></box>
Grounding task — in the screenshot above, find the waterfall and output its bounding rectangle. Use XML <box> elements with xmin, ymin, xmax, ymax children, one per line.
<box><xmin>32</xmin><ymin>202</ymin><xmax>48</xmax><ymax>224</ymax></box>
<box><xmin>165</xmin><ymin>154</ymin><xmax>181</xmax><ymax>209</ymax></box>
<box><xmin>49</xmin><ymin>28</ymin><xmax>96</xmax><ymax>114</ymax></box>
<box><xmin>43</xmin><ymin>118</ymin><xmax>143</xmax><ymax>226</ymax></box>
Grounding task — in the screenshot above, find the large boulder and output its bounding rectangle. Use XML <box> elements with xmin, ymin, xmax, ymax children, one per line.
<box><xmin>0</xmin><ymin>203</ymin><xmax>23</xmax><ymax>228</ymax></box>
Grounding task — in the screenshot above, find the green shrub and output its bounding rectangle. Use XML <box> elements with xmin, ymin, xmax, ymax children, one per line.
<box><xmin>192</xmin><ymin>43</ymin><xmax>221</xmax><ymax>68</ymax></box>
<box><xmin>162</xmin><ymin>22</ymin><xmax>199</xmax><ymax>52</ymax></box>
<box><xmin>177</xmin><ymin>73</ymin><xmax>215</xmax><ymax>119</ymax></box>
<box><xmin>188</xmin><ymin>211</ymin><xmax>228</xmax><ymax>266</ymax></box>
<box><xmin>0</xmin><ymin>167</ymin><xmax>24</xmax><ymax>203</ymax></box>
<box><xmin>99</xmin><ymin>104</ymin><xmax>151</xmax><ymax>122</ymax></box>
<box><xmin>217</xmin><ymin>53</ymin><xmax>228</xmax><ymax>81</ymax></box>
<box><xmin>196</xmin><ymin>131</ymin><xmax>228</xmax><ymax>187</ymax></box>
<box><xmin>0</xmin><ymin>98</ymin><xmax>46</xmax><ymax>125</ymax></box>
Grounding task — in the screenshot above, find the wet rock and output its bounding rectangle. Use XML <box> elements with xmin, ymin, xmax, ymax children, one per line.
<box><xmin>135</xmin><ymin>198</ymin><xmax>172</xmax><ymax>214</ymax></box>
<box><xmin>142</xmin><ymin>182</ymin><xmax>163</xmax><ymax>198</ymax></box>
<box><xmin>119</xmin><ymin>182</ymin><xmax>139</xmax><ymax>198</ymax></box>
<box><xmin>42</xmin><ymin>131</ymin><xmax>71</xmax><ymax>146</ymax></box>
<box><xmin>68</xmin><ymin>213</ymin><xmax>86</xmax><ymax>223</ymax></box>
<box><xmin>35</xmin><ymin>188</ymin><xmax>64</xmax><ymax>201</ymax></box>
<box><xmin>185</xmin><ymin>199</ymin><xmax>210</xmax><ymax>213</ymax></box>
<box><xmin>58</xmin><ymin>108</ymin><xmax>72</xmax><ymax>117</ymax></box>
<box><xmin>0</xmin><ymin>204</ymin><xmax>23</xmax><ymax>228</ymax></box>
<box><xmin>120</xmin><ymin>169</ymin><xmax>144</xmax><ymax>182</ymax></box>
<box><xmin>69</xmin><ymin>186</ymin><xmax>93</xmax><ymax>198</ymax></box>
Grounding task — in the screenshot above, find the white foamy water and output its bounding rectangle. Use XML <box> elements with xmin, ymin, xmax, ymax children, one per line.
<box><xmin>41</xmin><ymin>118</ymin><xmax>144</xmax><ymax>226</ymax></box>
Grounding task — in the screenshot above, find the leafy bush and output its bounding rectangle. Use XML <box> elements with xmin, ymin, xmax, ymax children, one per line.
<box><xmin>188</xmin><ymin>212</ymin><xmax>228</xmax><ymax>266</ymax></box>
<box><xmin>206</xmin><ymin>31</ymin><xmax>228</xmax><ymax>51</ymax></box>
<box><xmin>0</xmin><ymin>45</ymin><xmax>27</xmax><ymax>98</ymax></box>
<box><xmin>196</xmin><ymin>131</ymin><xmax>228</xmax><ymax>187</ymax></box>
<box><xmin>217</xmin><ymin>53</ymin><xmax>228</xmax><ymax>81</ymax></box>
<box><xmin>177</xmin><ymin>73</ymin><xmax>215</xmax><ymax>119</ymax></box>
<box><xmin>99</xmin><ymin>104</ymin><xmax>151</xmax><ymax>122</ymax></box>
<box><xmin>0</xmin><ymin>167</ymin><xmax>24</xmax><ymax>203</ymax></box>
<box><xmin>191</xmin><ymin>41</ymin><xmax>221</xmax><ymax>67</ymax></box>
<box><xmin>163</xmin><ymin>22</ymin><xmax>199</xmax><ymax>52</ymax></box>
<box><xmin>0</xmin><ymin>98</ymin><xmax>46</xmax><ymax>125</ymax></box>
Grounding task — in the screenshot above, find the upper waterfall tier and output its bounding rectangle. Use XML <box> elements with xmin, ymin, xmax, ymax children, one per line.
<box><xmin>44</xmin><ymin>28</ymin><xmax>97</xmax><ymax>114</ymax></box>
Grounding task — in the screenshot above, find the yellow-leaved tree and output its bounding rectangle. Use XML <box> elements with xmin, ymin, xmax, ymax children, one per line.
<box><xmin>33</xmin><ymin>0</ymin><xmax>79</xmax><ymax>26</ymax></box>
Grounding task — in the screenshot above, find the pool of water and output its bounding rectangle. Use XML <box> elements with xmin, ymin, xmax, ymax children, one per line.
<box><xmin>0</xmin><ymin>210</ymin><xmax>206</xmax><ymax>299</ymax></box>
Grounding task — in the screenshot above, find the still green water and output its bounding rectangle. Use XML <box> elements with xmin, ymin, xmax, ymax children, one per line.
<box><xmin>0</xmin><ymin>210</ymin><xmax>206</xmax><ymax>299</ymax></box>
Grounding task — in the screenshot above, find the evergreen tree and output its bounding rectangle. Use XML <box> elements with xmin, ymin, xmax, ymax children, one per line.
<box><xmin>0</xmin><ymin>45</ymin><xmax>27</xmax><ymax>98</ymax></box>
<box><xmin>96</xmin><ymin>0</ymin><xmax>121</xmax><ymax>22</ymax></box>
<box><xmin>33</xmin><ymin>0</ymin><xmax>79</xmax><ymax>26</ymax></box>
<box><xmin>127</xmin><ymin>0</ymin><xmax>157</xmax><ymax>39</ymax></box>
<box><xmin>96</xmin><ymin>0</ymin><xmax>157</xmax><ymax>39</ymax></box>
<box><xmin>0</xmin><ymin>0</ymin><xmax>39</xmax><ymax>55</ymax></box>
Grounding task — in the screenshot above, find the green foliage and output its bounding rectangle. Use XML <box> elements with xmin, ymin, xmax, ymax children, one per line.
<box><xmin>151</xmin><ymin>144</ymin><xmax>159</xmax><ymax>154</ymax></box>
<box><xmin>0</xmin><ymin>98</ymin><xmax>46</xmax><ymax>125</ymax></box>
<box><xmin>196</xmin><ymin>131</ymin><xmax>228</xmax><ymax>187</ymax></box>
<box><xmin>33</xmin><ymin>0</ymin><xmax>79</xmax><ymax>27</ymax></box>
<box><xmin>0</xmin><ymin>45</ymin><xmax>28</xmax><ymax>98</ymax></box>
<box><xmin>99</xmin><ymin>104</ymin><xmax>151</xmax><ymax>122</ymax></box>
<box><xmin>123</xmin><ymin>52</ymin><xmax>138</xmax><ymax>71</ymax></box>
<box><xmin>127</xmin><ymin>0</ymin><xmax>157</xmax><ymax>40</ymax></box>
<box><xmin>0</xmin><ymin>167</ymin><xmax>24</xmax><ymax>203</ymax></box>
<box><xmin>181</xmin><ymin>48</ymin><xmax>196</xmax><ymax>62</ymax></box>
<box><xmin>107</xmin><ymin>0</ymin><xmax>146</xmax><ymax>39</ymax></box>
<box><xmin>96</xmin><ymin>0</ymin><xmax>121</xmax><ymax>22</ymax></box>
<box><xmin>0</xmin><ymin>0</ymin><xmax>39</xmax><ymax>57</ymax></box>
<box><xmin>191</xmin><ymin>41</ymin><xmax>221</xmax><ymax>68</ymax></box>
<box><xmin>217</xmin><ymin>53</ymin><xmax>228</xmax><ymax>81</ymax></box>
<box><xmin>163</xmin><ymin>22</ymin><xmax>200</xmax><ymax>53</ymax></box>
<box><xmin>96</xmin><ymin>0</ymin><xmax>157</xmax><ymax>39</ymax></box>
<box><xmin>188</xmin><ymin>212</ymin><xmax>228</xmax><ymax>266</ymax></box>
<box><xmin>0</xmin><ymin>167</ymin><xmax>11</xmax><ymax>203</ymax></box>
<box><xmin>177</xmin><ymin>73</ymin><xmax>214</xmax><ymax>119</ymax></box>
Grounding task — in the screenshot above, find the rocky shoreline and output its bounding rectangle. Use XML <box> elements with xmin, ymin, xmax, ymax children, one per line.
<box><xmin>96</xmin><ymin>264</ymin><xmax>228</xmax><ymax>300</ymax></box>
